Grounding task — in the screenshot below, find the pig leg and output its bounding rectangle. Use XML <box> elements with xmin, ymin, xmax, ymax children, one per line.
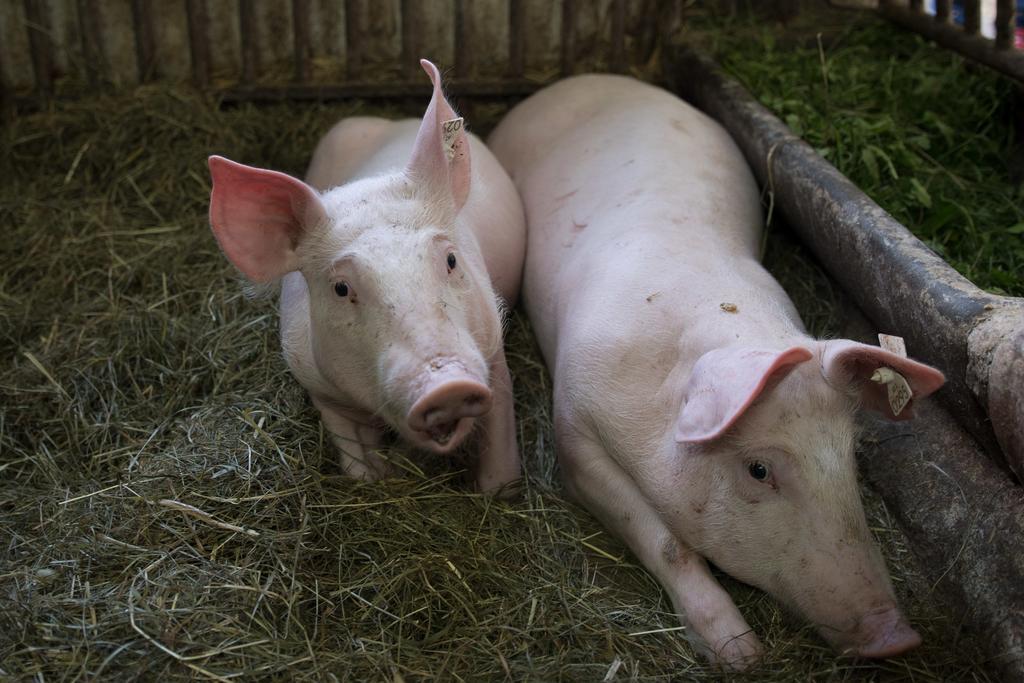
<box><xmin>313</xmin><ymin>398</ymin><xmax>393</xmax><ymax>480</ymax></box>
<box><xmin>473</xmin><ymin>352</ymin><xmax>521</xmax><ymax>495</ymax></box>
<box><xmin>558</xmin><ymin>425</ymin><xmax>764</xmax><ymax>669</ymax></box>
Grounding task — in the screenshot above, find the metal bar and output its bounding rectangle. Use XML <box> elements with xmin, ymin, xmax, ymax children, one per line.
<box><xmin>995</xmin><ymin>0</ymin><xmax>1015</xmax><ymax>50</ymax></box>
<box><xmin>507</xmin><ymin>0</ymin><xmax>525</xmax><ymax>77</ymax></box>
<box><xmin>964</xmin><ymin>0</ymin><xmax>981</xmax><ymax>35</ymax></box>
<box><xmin>401</xmin><ymin>0</ymin><xmax>421</xmax><ymax>81</ymax></box>
<box><xmin>454</xmin><ymin>0</ymin><xmax>471</xmax><ymax>79</ymax></box>
<box><xmin>610</xmin><ymin>0</ymin><xmax>626</xmax><ymax>73</ymax></box>
<box><xmin>860</xmin><ymin>401</ymin><xmax>1024</xmax><ymax>682</ymax></box>
<box><xmin>664</xmin><ymin>45</ymin><xmax>1024</xmax><ymax>478</ymax></box>
<box><xmin>292</xmin><ymin>0</ymin><xmax>311</xmax><ymax>83</ymax></box>
<box><xmin>130</xmin><ymin>0</ymin><xmax>156</xmax><ymax>82</ymax></box>
<box><xmin>239</xmin><ymin>0</ymin><xmax>259</xmax><ymax>85</ymax></box>
<box><xmin>561</xmin><ymin>0</ymin><xmax>575</xmax><ymax>77</ymax></box>
<box><xmin>23</xmin><ymin>0</ymin><xmax>53</xmax><ymax>95</ymax></box>
<box><xmin>186</xmin><ymin>0</ymin><xmax>211</xmax><ymax>89</ymax></box>
<box><xmin>344</xmin><ymin>0</ymin><xmax>363</xmax><ymax>79</ymax></box>
<box><xmin>880</xmin><ymin>2</ymin><xmax>1024</xmax><ymax>85</ymax></box>
<box><xmin>934</xmin><ymin>0</ymin><xmax>951</xmax><ymax>23</ymax></box>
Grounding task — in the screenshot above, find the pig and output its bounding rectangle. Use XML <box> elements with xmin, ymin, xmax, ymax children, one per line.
<box><xmin>207</xmin><ymin>60</ymin><xmax>525</xmax><ymax>493</ymax></box>
<box><xmin>488</xmin><ymin>75</ymin><xmax>945</xmax><ymax>668</ymax></box>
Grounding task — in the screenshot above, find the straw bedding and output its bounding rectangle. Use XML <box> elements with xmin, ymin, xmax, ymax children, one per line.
<box><xmin>0</xmin><ymin>74</ymin><xmax>996</xmax><ymax>683</ymax></box>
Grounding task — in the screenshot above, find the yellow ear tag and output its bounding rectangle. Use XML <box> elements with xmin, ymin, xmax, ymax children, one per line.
<box><xmin>873</xmin><ymin>334</ymin><xmax>912</xmax><ymax>416</ymax></box>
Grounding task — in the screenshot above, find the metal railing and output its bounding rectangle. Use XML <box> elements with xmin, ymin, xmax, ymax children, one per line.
<box><xmin>878</xmin><ymin>0</ymin><xmax>1024</xmax><ymax>84</ymax></box>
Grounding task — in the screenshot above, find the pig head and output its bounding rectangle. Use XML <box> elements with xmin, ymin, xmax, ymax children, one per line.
<box><xmin>206</xmin><ymin>60</ymin><xmax>520</xmax><ymax>491</ymax></box>
<box><xmin>667</xmin><ymin>341</ymin><xmax>945</xmax><ymax>659</ymax></box>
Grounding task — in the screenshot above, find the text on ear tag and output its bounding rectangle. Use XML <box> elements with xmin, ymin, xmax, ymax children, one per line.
<box><xmin>878</xmin><ymin>333</ymin><xmax>907</xmax><ymax>357</ymax></box>
<box><xmin>442</xmin><ymin>117</ymin><xmax>464</xmax><ymax>161</ymax></box>
<box><xmin>875</xmin><ymin>333</ymin><xmax>912</xmax><ymax>415</ymax></box>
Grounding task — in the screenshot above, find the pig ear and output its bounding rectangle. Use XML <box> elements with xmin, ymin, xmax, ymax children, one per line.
<box><xmin>822</xmin><ymin>340</ymin><xmax>945</xmax><ymax>420</ymax></box>
<box><xmin>208</xmin><ymin>155</ymin><xmax>326</xmax><ymax>283</ymax></box>
<box><xmin>675</xmin><ymin>346</ymin><xmax>814</xmax><ymax>443</ymax></box>
<box><xmin>406</xmin><ymin>59</ymin><xmax>471</xmax><ymax>213</ymax></box>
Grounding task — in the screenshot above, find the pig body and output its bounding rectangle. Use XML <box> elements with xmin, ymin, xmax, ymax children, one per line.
<box><xmin>209</xmin><ymin>61</ymin><xmax>525</xmax><ymax>492</ymax></box>
<box><xmin>488</xmin><ymin>75</ymin><xmax>945</xmax><ymax>666</ymax></box>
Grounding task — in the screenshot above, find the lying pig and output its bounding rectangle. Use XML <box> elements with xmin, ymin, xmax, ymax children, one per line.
<box><xmin>207</xmin><ymin>60</ymin><xmax>525</xmax><ymax>492</ymax></box>
<box><xmin>488</xmin><ymin>75</ymin><xmax>945</xmax><ymax>667</ymax></box>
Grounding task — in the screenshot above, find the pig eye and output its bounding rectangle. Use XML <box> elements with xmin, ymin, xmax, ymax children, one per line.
<box><xmin>333</xmin><ymin>281</ymin><xmax>350</xmax><ymax>298</ymax></box>
<box><xmin>446</xmin><ymin>252</ymin><xmax>457</xmax><ymax>272</ymax></box>
<box><xmin>748</xmin><ymin>461</ymin><xmax>770</xmax><ymax>482</ymax></box>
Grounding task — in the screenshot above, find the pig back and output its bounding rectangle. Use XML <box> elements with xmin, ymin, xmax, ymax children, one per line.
<box><xmin>489</xmin><ymin>75</ymin><xmax>767</xmax><ymax>364</ymax></box>
<box><xmin>305</xmin><ymin>118</ymin><xmax>421</xmax><ymax>191</ymax></box>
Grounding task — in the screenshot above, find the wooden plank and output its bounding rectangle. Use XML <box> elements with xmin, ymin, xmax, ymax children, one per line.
<box><xmin>239</xmin><ymin>0</ymin><xmax>259</xmax><ymax>85</ymax></box>
<box><xmin>507</xmin><ymin>0</ymin><xmax>525</xmax><ymax>77</ymax></box>
<box><xmin>185</xmin><ymin>0</ymin><xmax>210</xmax><ymax>88</ymax></box>
<box><xmin>0</xmin><ymin>23</ymin><xmax>11</xmax><ymax>118</ymax></box>
<box><xmin>76</xmin><ymin>0</ymin><xmax>104</xmax><ymax>86</ymax></box>
<box><xmin>454</xmin><ymin>0</ymin><xmax>471</xmax><ymax>79</ymax></box>
<box><xmin>217</xmin><ymin>78</ymin><xmax>544</xmax><ymax>103</ymax></box>
<box><xmin>935</xmin><ymin>0</ymin><xmax>952</xmax><ymax>23</ymax></box>
<box><xmin>995</xmin><ymin>0</ymin><xmax>1015</xmax><ymax>50</ymax></box>
<box><xmin>610</xmin><ymin>0</ymin><xmax>626</xmax><ymax>73</ymax></box>
<box><xmin>292</xmin><ymin>0</ymin><xmax>311</xmax><ymax>83</ymax></box>
<box><xmin>561</xmin><ymin>0</ymin><xmax>575</xmax><ymax>77</ymax></box>
<box><xmin>130</xmin><ymin>0</ymin><xmax>156</xmax><ymax>82</ymax></box>
<box><xmin>23</xmin><ymin>0</ymin><xmax>53</xmax><ymax>94</ymax></box>
<box><xmin>344</xmin><ymin>0</ymin><xmax>363</xmax><ymax>79</ymax></box>
<box><xmin>401</xmin><ymin>0</ymin><xmax>421</xmax><ymax>80</ymax></box>
<box><xmin>964</xmin><ymin>0</ymin><xmax>981</xmax><ymax>35</ymax></box>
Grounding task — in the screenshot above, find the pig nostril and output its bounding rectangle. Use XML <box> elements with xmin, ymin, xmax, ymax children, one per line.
<box><xmin>421</xmin><ymin>407</ymin><xmax>441</xmax><ymax>427</ymax></box>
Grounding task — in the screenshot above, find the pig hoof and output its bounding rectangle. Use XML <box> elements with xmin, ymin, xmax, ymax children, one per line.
<box><xmin>713</xmin><ymin>632</ymin><xmax>763</xmax><ymax>671</ymax></box>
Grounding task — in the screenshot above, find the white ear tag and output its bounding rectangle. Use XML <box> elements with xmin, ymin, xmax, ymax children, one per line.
<box><xmin>442</xmin><ymin>117</ymin><xmax>464</xmax><ymax>161</ymax></box>
<box><xmin>873</xmin><ymin>334</ymin><xmax>912</xmax><ymax>416</ymax></box>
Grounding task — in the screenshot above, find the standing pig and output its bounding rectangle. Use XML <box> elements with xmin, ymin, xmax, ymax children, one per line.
<box><xmin>207</xmin><ymin>60</ymin><xmax>525</xmax><ymax>492</ymax></box>
<box><xmin>488</xmin><ymin>75</ymin><xmax>945</xmax><ymax>667</ymax></box>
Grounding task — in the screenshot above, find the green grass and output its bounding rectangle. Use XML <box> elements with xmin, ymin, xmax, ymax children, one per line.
<box><xmin>708</xmin><ymin>15</ymin><xmax>1024</xmax><ymax>296</ymax></box>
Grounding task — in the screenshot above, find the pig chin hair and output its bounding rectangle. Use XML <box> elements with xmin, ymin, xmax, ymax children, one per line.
<box><xmin>241</xmin><ymin>279</ymin><xmax>280</xmax><ymax>301</ymax></box>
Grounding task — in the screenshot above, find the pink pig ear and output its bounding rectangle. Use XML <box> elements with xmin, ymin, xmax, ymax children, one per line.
<box><xmin>675</xmin><ymin>346</ymin><xmax>813</xmax><ymax>443</ymax></box>
<box><xmin>406</xmin><ymin>59</ymin><xmax>471</xmax><ymax>212</ymax></box>
<box><xmin>208</xmin><ymin>155</ymin><xmax>326</xmax><ymax>283</ymax></box>
<box><xmin>822</xmin><ymin>340</ymin><xmax>945</xmax><ymax>420</ymax></box>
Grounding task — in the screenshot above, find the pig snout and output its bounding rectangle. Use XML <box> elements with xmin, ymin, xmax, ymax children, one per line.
<box><xmin>820</xmin><ymin>605</ymin><xmax>921</xmax><ymax>659</ymax></box>
<box><xmin>406</xmin><ymin>372</ymin><xmax>492</xmax><ymax>453</ymax></box>
<box><xmin>849</xmin><ymin>606</ymin><xmax>922</xmax><ymax>659</ymax></box>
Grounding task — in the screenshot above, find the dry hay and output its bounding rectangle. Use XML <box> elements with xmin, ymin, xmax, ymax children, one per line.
<box><xmin>0</xmin><ymin>87</ymin><xmax>995</xmax><ymax>681</ymax></box>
